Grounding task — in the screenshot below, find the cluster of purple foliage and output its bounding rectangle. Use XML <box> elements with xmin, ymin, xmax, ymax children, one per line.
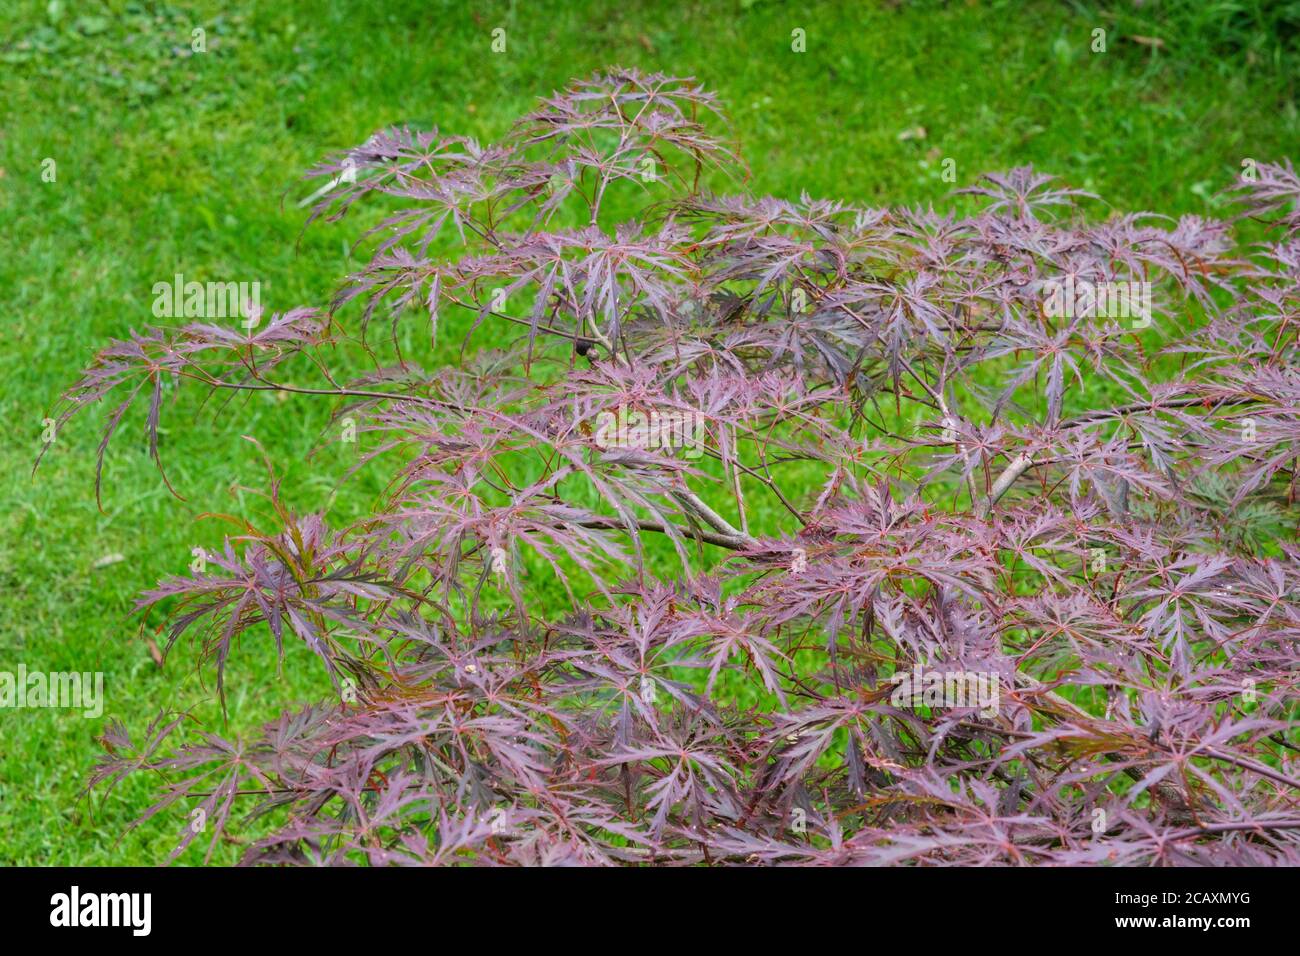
<box><xmin>47</xmin><ymin>70</ymin><xmax>1300</xmax><ymax>865</ymax></box>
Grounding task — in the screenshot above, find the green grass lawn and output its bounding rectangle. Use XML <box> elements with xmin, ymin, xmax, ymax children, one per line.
<box><xmin>1</xmin><ymin>0</ymin><xmax>1296</xmax><ymax>864</ymax></box>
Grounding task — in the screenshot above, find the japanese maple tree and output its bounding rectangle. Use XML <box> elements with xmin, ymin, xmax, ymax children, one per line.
<box><xmin>47</xmin><ymin>69</ymin><xmax>1300</xmax><ymax>865</ymax></box>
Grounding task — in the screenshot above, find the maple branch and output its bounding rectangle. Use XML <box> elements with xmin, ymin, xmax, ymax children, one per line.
<box><xmin>977</xmin><ymin>453</ymin><xmax>1035</xmax><ymax>518</ymax></box>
